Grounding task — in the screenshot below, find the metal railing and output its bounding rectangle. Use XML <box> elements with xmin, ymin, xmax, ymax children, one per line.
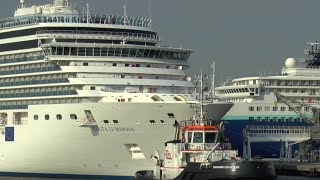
<box><xmin>180</xmin><ymin>143</ymin><xmax>216</xmax><ymax>151</ymax></box>
<box><xmin>0</xmin><ymin>14</ymin><xmax>152</xmax><ymax>29</ymax></box>
<box><xmin>37</xmin><ymin>30</ymin><xmax>161</xmax><ymax>42</ymax></box>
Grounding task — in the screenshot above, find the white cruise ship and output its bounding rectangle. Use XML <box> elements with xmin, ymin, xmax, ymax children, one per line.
<box><xmin>0</xmin><ymin>0</ymin><xmax>233</xmax><ymax>179</ymax></box>
<box><xmin>215</xmin><ymin>42</ymin><xmax>320</xmax><ymax>158</ymax></box>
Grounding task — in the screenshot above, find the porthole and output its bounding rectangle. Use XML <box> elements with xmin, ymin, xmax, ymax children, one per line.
<box><xmin>56</xmin><ymin>114</ymin><xmax>62</xmax><ymax>120</ymax></box>
<box><xmin>70</xmin><ymin>114</ymin><xmax>77</xmax><ymax>120</ymax></box>
<box><xmin>34</xmin><ymin>115</ymin><xmax>38</xmax><ymax>120</ymax></box>
<box><xmin>113</xmin><ymin>120</ymin><xmax>119</xmax><ymax>124</ymax></box>
<box><xmin>45</xmin><ymin>114</ymin><xmax>49</xmax><ymax>120</ymax></box>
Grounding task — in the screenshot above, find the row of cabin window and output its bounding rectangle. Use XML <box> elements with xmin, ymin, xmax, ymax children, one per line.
<box><xmin>82</xmin><ymin>62</ymin><xmax>177</xmax><ymax>70</ymax></box>
<box><xmin>249</xmin><ymin>106</ymin><xmax>293</xmax><ymax>112</ymax></box>
<box><xmin>102</xmin><ymin>120</ymin><xmax>167</xmax><ymax>125</ymax></box>
<box><xmin>248</xmin><ymin>116</ymin><xmax>304</xmax><ymax>123</ymax></box>
<box><xmin>102</xmin><ymin>120</ymin><xmax>119</xmax><ymax>124</ymax></box>
<box><xmin>219</xmin><ymin>88</ymin><xmax>250</xmax><ymax>94</ymax></box>
<box><xmin>0</xmin><ymin>66</ymin><xmax>60</xmax><ymax>76</ymax></box>
<box><xmin>0</xmin><ymin>54</ymin><xmax>44</xmax><ymax>64</ymax></box>
<box><xmin>249</xmin><ymin>106</ymin><xmax>312</xmax><ymax>112</ymax></box>
<box><xmin>149</xmin><ymin>120</ymin><xmax>166</xmax><ymax>125</ymax></box>
<box><xmin>34</xmin><ymin>114</ymin><xmax>78</xmax><ymax>120</ymax></box>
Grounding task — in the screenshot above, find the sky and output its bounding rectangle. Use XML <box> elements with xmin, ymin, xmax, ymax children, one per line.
<box><xmin>1</xmin><ymin>0</ymin><xmax>320</xmax><ymax>86</ymax></box>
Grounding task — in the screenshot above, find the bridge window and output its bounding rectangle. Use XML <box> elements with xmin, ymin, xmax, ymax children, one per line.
<box><xmin>281</xmin><ymin>107</ymin><xmax>286</xmax><ymax>111</ymax></box>
<box><xmin>188</xmin><ymin>132</ymin><xmax>192</xmax><ymax>143</ymax></box>
<box><xmin>273</xmin><ymin>107</ymin><xmax>278</xmax><ymax>111</ymax></box>
<box><xmin>205</xmin><ymin>132</ymin><xmax>216</xmax><ymax>143</ymax></box>
<box><xmin>193</xmin><ymin>132</ymin><xmax>203</xmax><ymax>143</ymax></box>
<box><xmin>249</xmin><ymin>106</ymin><xmax>254</xmax><ymax>111</ymax></box>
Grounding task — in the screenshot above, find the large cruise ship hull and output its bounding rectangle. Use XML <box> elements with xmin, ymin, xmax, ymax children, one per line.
<box><xmin>0</xmin><ymin>102</ymin><xmax>195</xmax><ymax>178</ymax></box>
<box><xmin>0</xmin><ymin>101</ymin><xmax>232</xmax><ymax>179</ymax></box>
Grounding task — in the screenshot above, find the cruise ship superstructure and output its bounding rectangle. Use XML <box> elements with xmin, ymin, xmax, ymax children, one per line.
<box><xmin>0</xmin><ymin>0</ymin><xmax>233</xmax><ymax>179</ymax></box>
<box><xmin>215</xmin><ymin>42</ymin><xmax>320</xmax><ymax>158</ymax></box>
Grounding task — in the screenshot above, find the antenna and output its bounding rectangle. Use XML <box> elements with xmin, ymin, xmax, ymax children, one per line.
<box><xmin>148</xmin><ymin>0</ymin><xmax>152</xmax><ymax>21</ymax></box>
<box><xmin>123</xmin><ymin>5</ymin><xmax>128</xmax><ymax>25</ymax></box>
<box><xmin>20</xmin><ymin>0</ymin><xmax>25</xmax><ymax>8</ymax></box>
<box><xmin>200</xmin><ymin>69</ymin><xmax>204</xmax><ymax>121</ymax></box>
<box><xmin>210</xmin><ymin>60</ymin><xmax>216</xmax><ymax>100</ymax></box>
<box><xmin>86</xmin><ymin>2</ymin><xmax>90</xmax><ymax>23</ymax></box>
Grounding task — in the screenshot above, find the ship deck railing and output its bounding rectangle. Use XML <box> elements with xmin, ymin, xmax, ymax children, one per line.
<box><xmin>0</xmin><ymin>14</ymin><xmax>152</xmax><ymax>30</ymax></box>
<box><xmin>36</xmin><ymin>30</ymin><xmax>162</xmax><ymax>42</ymax></box>
<box><xmin>180</xmin><ymin>120</ymin><xmax>217</xmax><ymax>127</ymax></box>
<box><xmin>180</xmin><ymin>143</ymin><xmax>216</xmax><ymax>152</ymax></box>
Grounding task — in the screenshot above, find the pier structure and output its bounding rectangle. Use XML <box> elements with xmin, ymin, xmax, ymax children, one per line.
<box><xmin>243</xmin><ymin>125</ymin><xmax>311</xmax><ymax>161</ymax></box>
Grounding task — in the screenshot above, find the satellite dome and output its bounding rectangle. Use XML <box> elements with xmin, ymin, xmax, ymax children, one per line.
<box><xmin>285</xmin><ymin>57</ymin><xmax>296</xmax><ymax>68</ymax></box>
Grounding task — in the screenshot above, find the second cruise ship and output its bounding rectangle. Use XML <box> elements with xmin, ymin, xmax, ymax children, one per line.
<box><xmin>215</xmin><ymin>42</ymin><xmax>320</xmax><ymax>158</ymax></box>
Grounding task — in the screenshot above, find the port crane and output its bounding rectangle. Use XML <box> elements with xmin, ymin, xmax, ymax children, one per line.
<box><xmin>274</xmin><ymin>92</ymin><xmax>320</xmax><ymax>125</ymax></box>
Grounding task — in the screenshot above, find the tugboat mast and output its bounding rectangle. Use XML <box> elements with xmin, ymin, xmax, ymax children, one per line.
<box><xmin>200</xmin><ymin>69</ymin><xmax>204</xmax><ymax>122</ymax></box>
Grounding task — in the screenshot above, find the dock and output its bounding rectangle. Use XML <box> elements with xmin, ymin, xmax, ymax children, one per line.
<box><xmin>242</xmin><ymin>125</ymin><xmax>320</xmax><ymax>177</ymax></box>
<box><xmin>274</xmin><ymin>161</ymin><xmax>320</xmax><ymax>176</ymax></box>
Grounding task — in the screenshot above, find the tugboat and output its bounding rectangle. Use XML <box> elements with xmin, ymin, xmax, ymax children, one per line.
<box><xmin>134</xmin><ymin>119</ymin><xmax>277</xmax><ymax>180</ymax></box>
<box><xmin>134</xmin><ymin>70</ymin><xmax>277</xmax><ymax>180</ymax></box>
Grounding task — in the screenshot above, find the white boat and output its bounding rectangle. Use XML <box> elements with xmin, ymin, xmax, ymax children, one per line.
<box><xmin>0</xmin><ymin>0</ymin><xmax>232</xmax><ymax>179</ymax></box>
<box><xmin>215</xmin><ymin>42</ymin><xmax>320</xmax><ymax>158</ymax></box>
